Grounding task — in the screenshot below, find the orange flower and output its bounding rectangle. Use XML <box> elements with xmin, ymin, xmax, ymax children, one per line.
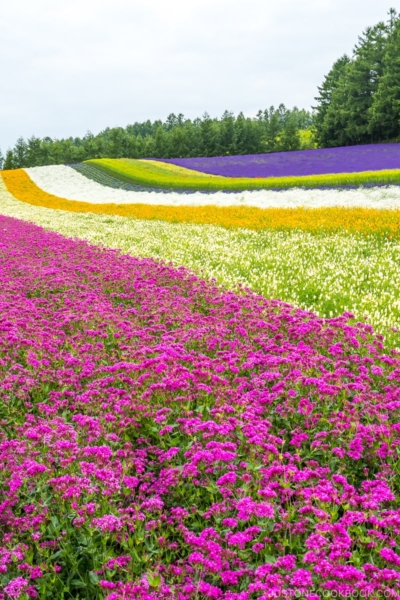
<box><xmin>3</xmin><ymin>169</ymin><xmax>400</xmax><ymax>238</ymax></box>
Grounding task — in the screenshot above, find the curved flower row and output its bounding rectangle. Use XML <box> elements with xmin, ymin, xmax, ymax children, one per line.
<box><xmin>3</xmin><ymin>169</ymin><xmax>400</xmax><ymax>238</ymax></box>
<box><xmin>88</xmin><ymin>158</ymin><xmax>400</xmax><ymax>191</ymax></box>
<box><xmin>70</xmin><ymin>163</ymin><xmax>197</xmax><ymax>195</ymax></box>
<box><xmin>1</xmin><ymin>176</ymin><xmax>400</xmax><ymax>349</ymax></box>
<box><xmin>24</xmin><ymin>164</ymin><xmax>400</xmax><ymax>208</ymax></box>
<box><xmin>157</xmin><ymin>144</ymin><xmax>400</xmax><ymax>178</ymax></box>
<box><xmin>71</xmin><ymin>162</ymin><xmax>400</xmax><ymax>197</ymax></box>
<box><xmin>0</xmin><ymin>215</ymin><xmax>400</xmax><ymax>599</ymax></box>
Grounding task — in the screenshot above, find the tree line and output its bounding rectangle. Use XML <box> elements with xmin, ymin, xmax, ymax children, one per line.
<box><xmin>313</xmin><ymin>8</ymin><xmax>400</xmax><ymax>147</ymax></box>
<box><xmin>0</xmin><ymin>106</ymin><xmax>313</xmax><ymax>170</ymax></box>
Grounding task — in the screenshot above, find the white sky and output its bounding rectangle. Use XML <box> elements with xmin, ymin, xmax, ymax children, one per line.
<box><xmin>0</xmin><ymin>0</ymin><xmax>394</xmax><ymax>151</ymax></box>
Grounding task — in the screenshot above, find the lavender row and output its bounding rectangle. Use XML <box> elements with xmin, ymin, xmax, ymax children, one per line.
<box><xmin>159</xmin><ymin>143</ymin><xmax>400</xmax><ymax>178</ymax></box>
<box><xmin>70</xmin><ymin>162</ymin><xmax>400</xmax><ymax>194</ymax></box>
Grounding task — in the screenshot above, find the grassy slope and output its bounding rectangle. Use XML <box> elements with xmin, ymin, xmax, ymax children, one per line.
<box><xmin>86</xmin><ymin>158</ymin><xmax>400</xmax><ymax>191</ymax></box>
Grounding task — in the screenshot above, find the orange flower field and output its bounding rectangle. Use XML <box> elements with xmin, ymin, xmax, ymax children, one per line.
<box><xmin>3</xmin><ymin>168</ymin><xmax>400</xmax><ymax>238</ymax></box>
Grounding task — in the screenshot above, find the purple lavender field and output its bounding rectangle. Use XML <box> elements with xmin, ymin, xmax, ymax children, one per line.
<box><xmin>159</xmin><ymin>143</ymin><xmax>400</xmax><ymax>178</ymax></box>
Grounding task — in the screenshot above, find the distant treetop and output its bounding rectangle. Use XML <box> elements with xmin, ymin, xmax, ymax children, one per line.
<box><xmin>1</xmin><ymin>106</ymin><xmax>314</xmax><ymax>170</ymax></box>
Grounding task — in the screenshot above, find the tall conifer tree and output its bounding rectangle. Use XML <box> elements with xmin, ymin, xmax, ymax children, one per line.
<box><xmin>369</xmin><ymin>14</ymin><xmax>400</xmax><ymax>141</ymax></box>
<box><xmin>4</xmin><ymin>150</ymin><xmax>15</xmax><ymax>170</ymax></box>
<box><xmin>340</xmin><ymin>22</ymin><xmax>388</xmax><ymax>144</ymax></box>
<box><xmin>313</xmin><ymin>55</ymin><xmax>351</xmax><ymax>147</ymax></box>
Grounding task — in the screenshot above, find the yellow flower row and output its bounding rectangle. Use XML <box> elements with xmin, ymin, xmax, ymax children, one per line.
<box><xmin>3</xmin><ymin>168</ymin><xmax>400</xmax><ymax>238</ymax></box>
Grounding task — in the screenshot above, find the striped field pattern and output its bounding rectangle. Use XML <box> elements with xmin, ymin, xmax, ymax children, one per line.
<box><xmin>1</xmin><ymin>150</ymin><xmax>400</xmax><ymax>598</ymax></box>
<box><xmin>1</xmin><ymin>158</ymin><xmax>400</xmax><ymax>348</ymax></box>
<box><xmin>87</xmin><ymin>157</ymin><xmax>400</xmax><ymax>190</ymax></box>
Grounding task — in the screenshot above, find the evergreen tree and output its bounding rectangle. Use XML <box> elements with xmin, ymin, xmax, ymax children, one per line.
<box><xmin>292</xmin><ymin>107</ymin><xmax>313</xmax><ymax>129</ymax></box>
<box><xmin>61</xmin><ymin>139</ymin><xmax>76</xmax><ymax>164</ymax></box>
<box><xmin>313</xmin><ymin>55</ymin><xmax>351</xmax><ymax>147</ymax></box>
<box><xmin>50</xmin><ymin>140</ymin><xmax>66</xmax><ymax>165</ymax></box>
<box><xmin>13</xmin><ymin>137</ymin><xmax>28</xmax><ymax>168</ymax></box>
<box><xmin>169</xmin><ymin>127</ymin><xmax>189</xmax><ymax>158</ymax></box>
<box><xmin>185</xmin><ymin>120</ymin><xmax>202</xmax><ymax>157</ymax></box>
<box><xmin>136</xmin><ymin>134</ymin><xmax>145</xmax><ymax>158</ymax></box>
<box><xmin>342</xmin><ymin>22</ymin><xmax>388</xmax><ymax>144</ymax></box>
<box><xmin>265</xmin><ymin>107</ymin><xmax>282</xmax><ymax>152</ymax></box>
<box><xmin>143</xmin><ymin>135</ymin><xmax>156</xmax><ymax>158</ymax></box>
<box><xmin>154</xmin><ymin>127</ymin><xmax>166</xmax><ymax>157</ymax></box>
<box><xmin>108</xmin><ymin>128</ymin><xmax>125</xmax><ymax>158</ymax></box>
<box><xmin>242</xmin><ymin>118</ymin><xmax>260</xmax><ymax>154</ymax></box>
<box><xmin>26</xmin><ymin>136</ymin><xmax>42</xmax><ymax>167</ymax></box>
<box><xmin>280</xmin><ymin>112</ymin><xmax>301</xmax><ymax>151</ymax></box>
<box><xmin>165</xmin><ymin>113</ymin><xmax>178</xmax><ymax>131</ymax></box>
<box><xmin>4</xmin><ymin>150</ymin><xmax>15</xmax><ymax>170</ymax></box>
<box><xmin>82</xmin><ymin>131</ymin><xmax>101</xmax><ymax>160</ymax></box>
<box><xmin>200</xmin><ymin>112</ymin><xmax>219</xmax><ymax>156</ymax></box>
<box><xmin>123</xmin><ymin>135</ymin><xmax>138</xmax><ymax>159</ymax></box>
<box><xmin>253</xmin><ymin>110</ymin><xmax>267</xmax><ymax>152</ymax></box>
<box><xmin>369</xmin><ymin>13</ymin><xmax>400</xmax><ymax>141</ymax></box>
<box><xmin>40</xmin><ymin>137</ymin><xmax>54</xmax><ymax>166</ymax></box>
<box><xmin>220</xmin><ymin>110</ymin><xmax>235</xmax><ymax>155</ymax></box>
<box><xmin>0</xmin><ymin>149</ymin><xmax>4</xmax><ymax>170</ymax></box>
<box><xmin>388</xmin><ymin>7</ymin><xmax>398</xmax><ymax>30</ymax></box>
<box><xmin>314</xmin><ymin>11</ymin><xmax>394</xmax><ymax>147</ymax></box>
<box><xmin>277</xmin><ymin>104</ymin><xmax>288</xmax><ymax>127</ymax></box>
<box><xmin>234</xmin><ymin>112</ymin><xmax>247</xmax><ymax>154</ymax></box>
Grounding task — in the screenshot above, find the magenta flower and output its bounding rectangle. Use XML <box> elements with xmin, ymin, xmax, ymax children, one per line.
<box><xmin>4</xmin><ymin>577</ymin><xmax>30</xmax><ymax>598</ymax></box>
<box><xmin>0</xmin><ymin>216</ymin><xmax>399</xmax><ymax>598</ymax></box>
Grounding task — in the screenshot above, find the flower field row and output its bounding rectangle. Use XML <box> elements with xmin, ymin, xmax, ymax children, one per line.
<box><xmin>23</xmin><ymin>165</ymin><xmax>400</xmax><ymax>209</ymax></box>
<box><xmin>1</xmin><ymin>213</ymin><xmax>400</xmax><ymax>600</ymax></box>
<box><xmin>1</xmin><ymin>176</ymin><xmax>400</xmax><ymax>350</ymax></box>
<box><xmin>3</xmin><ymin>170</ymin><xmax>400</xmax><ymax>240</ymax></box>
<box><xmin>158</xmin><ymin>143</ymin><xmax>400</xmax><ymax>178</ymax></box>
<box><xmin>70</xmin><ymin>164</ymin><xmax>187</xmax><ymax>194</ymax></box>
<box><xmin>87</xmin><ymin>158</ymin><xmax>400</xmax><ymax>191</ymax></box>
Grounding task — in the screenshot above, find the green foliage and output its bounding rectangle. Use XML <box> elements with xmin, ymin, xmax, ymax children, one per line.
<box><xmin>13</xmin><ymin>137</ymin><xmax>28</xmax><ymax>169</ymax></box>
<box><xmin>369</xmin><ymin>15</ymin><xmax>400</xmax><ymax>141</ymax></box>
<box><xmin>3</xmin><ymin>149</ymin><xmax>15</xmax><ymax>171</ymax></box>
<box><xmin>4</xmin><ymin>106</ymin><xmax>313</xmax><ymax>170</ymax></box>
<box><xmin>280</xmin><ymin>111</ymin><xmax>301</xmax><ymax>151</ymax></box>
<box><xmin>314</xmin><ymin>9</ymin><xmax>400</xmax><ymax>147</ymax></box>
<box><xmin>298</xmin><ymin>129</ymin><xmax>317</xmax><ymax>149</ymax></box>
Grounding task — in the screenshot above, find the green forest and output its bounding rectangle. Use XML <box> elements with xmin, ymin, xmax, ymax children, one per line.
<box><xmin>1</xmin><ymin>8</ymin><xmax>399</xmax><ymax>170</ymax></box>
<box><xmin>314</xmin><ymin>8</ymin><xmax>400</xmax><ymax>147</ymax></box>
<box><xmin>0</xmin><ymin>107</ymin><xmax>313</xmax><ymax>170</ymax></box>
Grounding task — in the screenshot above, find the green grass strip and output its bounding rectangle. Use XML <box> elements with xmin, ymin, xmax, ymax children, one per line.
<box><xmin>86</xmin><ymin>158</ymin><xmax>400</xmax><ymax>191</ymax></box>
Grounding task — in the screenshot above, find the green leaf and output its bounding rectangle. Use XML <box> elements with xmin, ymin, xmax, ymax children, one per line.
<box><xmin>263</xmin><ymin>555</ymin><xmax>276</xmax><ymax>564</ymax></box>
<box><xmin>71</xmin><ymin>580</ymin><xmax>87</xmax><ymax>589</ymax></box>
<box><xmin>148</xmin><ymin>575</ymin><xmax>161</xmax><ymax>588</ymax></box>
<box><xmin>89</xmin><ymin>571</ymin><xmax>100</xmax><ymax>585</ymax></box>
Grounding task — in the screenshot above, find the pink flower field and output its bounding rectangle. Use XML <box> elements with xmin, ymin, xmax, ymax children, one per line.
<box><xmin>1</xmin><ymin>215</ymin><xmax>400</xmax><ymax>599</ymax></box>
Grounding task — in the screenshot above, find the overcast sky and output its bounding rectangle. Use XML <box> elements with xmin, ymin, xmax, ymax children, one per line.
<box><xmin>0</xmin><ymin>0</ymin><xmax>394</xmax><ymax>151</ymax></box>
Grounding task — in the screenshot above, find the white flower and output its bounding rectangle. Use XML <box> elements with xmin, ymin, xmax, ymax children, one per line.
<box><xmin>25</xmin><ymin>165</ymin><xmax>400</xmax><ymax>209</ymax></box>
<box><xmin>1</xmin><ymin>175</ymin><xmax>400</xmax><ymax>349</ymax></box>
